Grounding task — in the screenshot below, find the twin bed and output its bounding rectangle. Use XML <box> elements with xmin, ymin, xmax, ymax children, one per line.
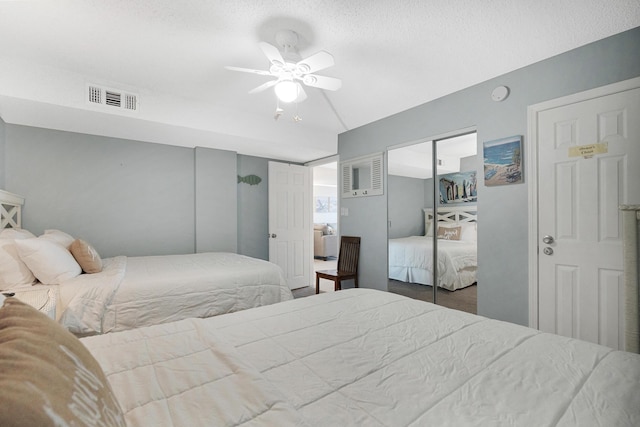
<box><xmin>54</xmin><ymin>251</ymin><xmax>292</xmax><ymax>335</ymax></box>
<box><xmin>389</xmin><ymin>206</ymin><xmax>478</xmax><ymax>290</ymax></box>
<box><xmin>0</xmin><ymin>190</ymin><xmax>292</xmax><ymax>335</ymax></box>
<box><xmin>2</xmin><ymin>289</ymin><xmax>639</xmax><ymax>426</ymax></box>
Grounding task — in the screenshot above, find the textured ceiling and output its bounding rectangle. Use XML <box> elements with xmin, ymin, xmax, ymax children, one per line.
<box><xmin>0</xmin><ymin>1</ymin><xmax>638</xmax><ymax>162</ymax></box>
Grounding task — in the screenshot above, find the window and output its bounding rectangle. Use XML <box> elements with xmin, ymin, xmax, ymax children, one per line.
<box><xmin>315</xmin><ymin>196</ymin><xmax>337</xmax><ymax>213</ymax></box>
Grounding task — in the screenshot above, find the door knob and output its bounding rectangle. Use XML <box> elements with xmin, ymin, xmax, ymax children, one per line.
<box><xmin>542</xmin><ymin>235</ymin><xmax>554</xmax><ymax>244</ymax></box>
<box><xmin>271</xmin><ymin>233</ymin><xmax>277</xmax><ymax>238</ymax></box>
<box><xmin>543</xmin><ymin>247</ymin><xmax>554</xmax><ymax>255</ymax></box>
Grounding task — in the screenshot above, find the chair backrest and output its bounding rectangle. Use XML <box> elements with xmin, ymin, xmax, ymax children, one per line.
<box><xmin>337</xmin><ymin>236</ymin><xmax>360</xmax><ymax>273</ymax></box>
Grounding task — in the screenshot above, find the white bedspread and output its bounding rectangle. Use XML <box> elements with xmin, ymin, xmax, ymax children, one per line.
<box><xmin>82</xmin><ymin>289</ymin><xmax>640</xmax><ymax>427</ymax></box>
<box><xmin>58</xmin><ymin>252</ymin><xmax>292</xmax><ymax>335</ymax></box>
<box><xmin>389</xmin><ymin>236</ymin><xmax>477</xmax><ymax>290</ymax></box>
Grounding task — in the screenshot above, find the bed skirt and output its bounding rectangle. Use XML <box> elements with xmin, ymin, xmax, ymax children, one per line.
<box><xmin>389</xmin><ymin>266</ymin><xmax>477</xmax><ymax>291</ymax></box>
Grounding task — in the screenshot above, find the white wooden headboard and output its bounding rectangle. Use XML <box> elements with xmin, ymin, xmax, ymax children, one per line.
<box><xmin>0</xmin><ymin>190</ymin><xmax>25</xmax><ymax>229</ymax></box>
<box><xmin>424</xmin><ymin>205</ymin><xmax>477</xmax><ymax>227</ymax></box>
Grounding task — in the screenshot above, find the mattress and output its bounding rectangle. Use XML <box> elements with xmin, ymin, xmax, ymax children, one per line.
<box><xmin>55</xmin><ymin>252</ymin><xmax>292</xmax><ymax>335</ymax></box>
<box><xmin>388</xmin><ymin>236</ymin><xmax>477</xmax><ymax>290</ymax></box>
<box><xmin>81</xmin><ymin>289</ymin><xmax>640</xmax><ymax>426</ymax></box>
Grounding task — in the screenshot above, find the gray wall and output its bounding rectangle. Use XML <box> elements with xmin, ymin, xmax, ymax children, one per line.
<box><xmin>2</xmin><ymin>124</ymin><xmax>244</xmax><ymax>257</ymax></box>
<box><xmin>388</xmin><ymin>175</ymin><xmax>426</xmax><ymax>238</ymax></box>
<box><xmin>338</xmin><ymin>27</ymin><xmax>640</xmax><ymax>326</ymax></box>
<box><xmin>1</xmin><ymin>121</ymin><xmax>279</xmax><ymax>261</ymax></box>
<box><xmin>195</xmin><ymin>147</ymin><xmax>237</xmax><ymax>253</ymax></box>
<box><xmin>0</xmin><ymin>116</ymin><xmax>5</xmax><ymax>189</ymax></box>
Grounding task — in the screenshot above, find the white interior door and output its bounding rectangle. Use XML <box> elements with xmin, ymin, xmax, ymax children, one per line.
<box><xmin>535</xmin><ymin>85</ymin><xmax>640</xmax><ymax>350</ymax></box>
<box><xmin>268</xmin><ymin>161</ymin><xmax>312</xmax><ymax>289</ymax></box>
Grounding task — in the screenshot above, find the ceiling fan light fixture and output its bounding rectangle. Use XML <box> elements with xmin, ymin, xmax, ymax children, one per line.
<box><xmin>274</xmin><ymin>80</ymin><xmax>299</xmax><ymax>103</ymax></box>
<box><xmin>225</xmin><ymin>29</ymin><xmax>340</xmax><ymax>112</ymax></box>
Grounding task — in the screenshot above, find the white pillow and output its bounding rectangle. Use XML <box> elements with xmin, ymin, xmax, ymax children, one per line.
<box><xmin>0</xmin><ymin>228</ymin><xmax>36</xmax><ymax>240</ymax></box>
<box><xmin>458</xmin><ymin>222</ymin><xmax>477</xmax><ymax>241</ymax></box>
<box><xmin>42</xmin><ymin>229</ymin><xmax>75</xmax><ymax>249</ymax></box>
<box><xmin>0</xmin><ymin>239</ymin><xmax>36</xmax><ymax>289</ymax></box>
<box><xmin>0</xmin><ymin>228</ymin><xmax>37</xmax><ymax>289</ymax></box>
<box><xmin>14</xmin><ymin>238</ymin><xmax>81</xmax><ymax>285</ymax></box>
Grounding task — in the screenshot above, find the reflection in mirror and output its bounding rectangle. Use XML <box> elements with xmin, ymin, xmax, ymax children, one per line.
<box><xmin>387</xmin><ymin>132</ymin><xmax>478</xmax><ymax>314</ymax></box>
<box><xmin>352</xmin><ymin>162</ymin><xmax>371</xmax><ymax>190</ymax></box>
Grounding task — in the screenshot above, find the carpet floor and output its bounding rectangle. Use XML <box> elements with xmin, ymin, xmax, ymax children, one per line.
<box><xmin>292</xmin><ymin>277</ymin><xmax>477</xmax><ymax>315</ymax></box>
<box><xmin>387</xmin><ymin>279</ymin><xmax>477</xmax><ymax>314</ymax></box>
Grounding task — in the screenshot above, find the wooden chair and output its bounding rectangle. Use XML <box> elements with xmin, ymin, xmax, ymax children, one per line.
<box><xmin>316</xmin><ymin>236</ymin><xmax>360</xmax><ymax>293</ymax></box>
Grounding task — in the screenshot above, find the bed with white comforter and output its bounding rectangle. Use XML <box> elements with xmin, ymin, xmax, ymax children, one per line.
<box><xmin>81</xmin><ymin>289</ymin><xmax>640</xmax><ymax>426</ymax></box>
<box><xmin>389</xmin><ymin>236</ymin><xmax>477</xmax><ymax>290</ymax></box>
<box><xmin>54</xmin><ymin>252</ymin><xmax>292</xmax><ymax>335</ymax></box>
<box><xmin>0</xmin><ymin>191</ymin><xmax>292</xmax><ymax>336</ymax></box>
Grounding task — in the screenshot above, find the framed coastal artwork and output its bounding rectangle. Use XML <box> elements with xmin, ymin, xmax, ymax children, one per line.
<box><xmin>483</xmin><ymin>135</ymin><xmax>523</xmax><ymax>186</ymax></box>
<box><xmin>439</xmin><ymin>171</ymin><xmax>477</xmax><ymax>204</ymax></box>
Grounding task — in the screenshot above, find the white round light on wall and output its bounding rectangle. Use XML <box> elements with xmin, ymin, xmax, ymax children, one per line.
<box><xmin>491</xmin><ymin>85</ymin><xmax>510</xmax><ymax>102</ymax></box>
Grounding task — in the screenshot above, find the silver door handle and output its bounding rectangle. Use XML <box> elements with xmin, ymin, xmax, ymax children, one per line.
<box><xmin>271</xmin><ymin>234</ymin><xmax>277</xmax><ymax>238</ymax></box>
<box><xmin>542</xmin><ymin>235</ymin><xmax>554</xmax><ymax>244</ymax></box>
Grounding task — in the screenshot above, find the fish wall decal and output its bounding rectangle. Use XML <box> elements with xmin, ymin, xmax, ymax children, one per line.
<box><xmin>237</xmin><ymin>174</ymin><xmax>262</xmax><ymax>186</ymax></box>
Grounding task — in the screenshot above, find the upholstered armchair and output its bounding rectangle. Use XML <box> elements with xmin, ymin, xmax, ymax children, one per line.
<box><xmin>313</xmin><ymin>224</ymin><xmax>338</xmax><ymax>260</ymax></box>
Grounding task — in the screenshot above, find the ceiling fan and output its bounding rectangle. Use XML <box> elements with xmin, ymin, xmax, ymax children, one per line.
<box><xmin>225</xmin><ymin>30</ymin><xmax>341</xmax><ymax>104</ymax></box>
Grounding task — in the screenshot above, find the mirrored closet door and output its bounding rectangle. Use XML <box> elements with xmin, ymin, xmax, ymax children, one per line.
<box><xmin>387</xmin><ymin>132</ymin><xmax>478</xmax><ymax>313</ymax></box>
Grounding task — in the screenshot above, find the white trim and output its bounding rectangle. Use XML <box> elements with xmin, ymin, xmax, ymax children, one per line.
<box><xmin>386</xmin><ymin>126</ymin><xmax>477</xmax><ymax>152</ymax></box>
<box><xmin>0</xmin><ymin>189</ymin><xmax>24</xmax><ymax>206</ymax></box>
<box><xmin>305</xmin><ymin>154</ymin><xmax>339</xmax><ymax>168</ymax></box>
<box><xmin>527</xmin><ymin>76</ymin><xmax>640</xmax><ymax>329</ymax></box>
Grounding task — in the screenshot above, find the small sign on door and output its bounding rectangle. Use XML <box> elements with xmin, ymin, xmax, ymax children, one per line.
<box><xmin>568</xmin><ymin>142</ymin><xmax>608</xmax><ymax>159</ymax></box>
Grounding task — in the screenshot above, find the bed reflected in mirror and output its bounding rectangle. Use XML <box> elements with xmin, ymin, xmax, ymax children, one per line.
<box><xmin>387</xmin><ymin>132</ymin><xmax>478</xmax><ymax>314</ymax></box>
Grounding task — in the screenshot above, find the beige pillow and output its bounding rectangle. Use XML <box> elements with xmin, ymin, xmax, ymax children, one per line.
<box><xmin>70</xmin><ymin>239</ymin><xmax>103</xmax><ymax>274</ymax></box>
<box><xmin>437</xmin><ymin>225</ymin><xmax>462</xmax><ymax>240</ymax></box>
<box><xmin>0</xmin><ymin>298</ymin><xmax>126</xmax><ymax>427</ymax></box>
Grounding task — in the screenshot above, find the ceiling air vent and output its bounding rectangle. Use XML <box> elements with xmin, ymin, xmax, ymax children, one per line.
<box><xmin>88</xmin><ymin>85</ymin><xmax>102</xmax><ymax>104</ymax></box>
<box><xmin>87</xmin><ymin>84</ymin><xmax>138</xmax><ymax>113</ymax></box>
<box><xmin>105</xmin><ymin>90</ymin><xmax>121</xmax><ymax>107</ymax></box>
<box><xmin>124</xmin><ymin>94</ymin><xmax>137</xmax><ymax>111</ymax></box>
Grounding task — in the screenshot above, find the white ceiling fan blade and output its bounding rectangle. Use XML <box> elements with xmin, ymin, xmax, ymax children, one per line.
<box><xmin>296</xmin><ymin>51</ymin><xmax>334</xmax><ymax>74</ymax></box>
<box><xmin>248</xmin><ymin>80</ymin><xmax>278</xmax><ymax>94</ymax></box>
<box><xmin>294</xmin><ymin>84</ymin><xmax>307</xmax><ymax>102</ymax></box>
<box><xmin>302</xmin><ymin>74</ymin><xmax>342</xmax><ymax>91</ymax></box>
<box><xmin>225</xmin><ymin>66</ymin><xmax>273</xmax><ymax>76</ymax></box>
<box><xmin>259</xmin><ymin>42</ymin><xmax>285</xmax><ymax>67</ymax></box>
